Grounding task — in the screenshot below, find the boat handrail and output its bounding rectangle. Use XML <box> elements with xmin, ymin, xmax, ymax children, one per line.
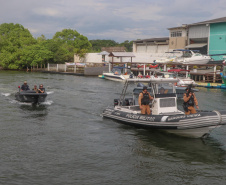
<box><xmin>126</xmin><ymin>78</ymin><xmax>179</xmax><ymax>83</ymax></box>
<box><xmin>155</xmin><ymin>93</ymin><xmax>177</xmax><ymax>98</ymax></box>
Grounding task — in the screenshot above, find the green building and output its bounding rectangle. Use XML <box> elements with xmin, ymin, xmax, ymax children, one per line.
<box><xmin>209</xmin><ymin>21</ymin><xmax>226</xmax><ymax>60</ymax></box>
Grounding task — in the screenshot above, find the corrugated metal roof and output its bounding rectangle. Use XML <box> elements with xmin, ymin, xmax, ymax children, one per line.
<box><xmin>133</xmin><ymin>37</ymin><xmax>169</xmax><ymax>43</ymax></box>
<box><xmin>189</xmin><ymin>17</ymin><xmax>226</xmax><ymax>26</ymax></box>
<box><xmin>109</xmin><ymin>52</ymin><xmax>135</xmax><ymax>57</ymax></box>
<box><xmin>168</xmin><ymin>17</ymin><xmax>226</xmax><ymax>30</ymax></box>
<box><xmin>185</xmin><ymin>43</ymin><xmax>207</xmax><ymax>48</ymax></box>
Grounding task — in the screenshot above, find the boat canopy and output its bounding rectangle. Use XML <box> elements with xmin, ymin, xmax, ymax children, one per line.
<box><xmin>173</xmin><ymin>49</ymin><xmax>200</xmax><ymax>52</ymax></box>
<box><xmin>168</xmin><ymin>69</ymin><xmax>190</xmax><ymax>72</ymax></box>
<box><xmin>126</xmin><ymin>78</ymin><xmax>179</xmax><ymax>84</ymax></box>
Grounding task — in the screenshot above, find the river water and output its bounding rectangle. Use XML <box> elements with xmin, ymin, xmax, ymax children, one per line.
<box><xmin>0</xmin><ymin>71</ymin><xmax>226</xmax><ymax>185</ymax></box>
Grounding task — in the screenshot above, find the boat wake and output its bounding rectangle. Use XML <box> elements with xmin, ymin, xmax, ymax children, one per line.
<box><xmin>1</xmin><ymin>93</ymin><xmax>11</xmax><ymax>97</ymax></box>
<box><xmin>47</xmin><ymin>91</ymin><xmax>54</xmax><ymax>95</ymax></box>
<box><xmin>10</xmin><ymin>99</ymin><xmax>33</xmax><ymax>105</ymax></box>
<box><xmin>40</xmin><ymin>100</ymin><xmax>54</xmax><ymax>105</ymax></box>
<box><xmin>9</xmin><ymin>99</ymin><xmax>53</xmax><ymax>105</ymax></box>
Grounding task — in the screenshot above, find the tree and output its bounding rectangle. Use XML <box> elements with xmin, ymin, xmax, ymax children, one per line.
<box><xmin>52</xmin><ymin>29</ymin><xmax>92</xmax><ymax>62</ymax></box>
<box><xmin>89</xmin><ymin>40</ymin><xmax>119</xmax><ymax>52</ymax></box>
<box><xmin>0</xmin><ymin>23</ymin><xmax>37</xmax><ymax>69</ymax></box>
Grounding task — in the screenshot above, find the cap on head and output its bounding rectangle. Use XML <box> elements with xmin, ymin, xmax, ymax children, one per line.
<box><xmin>143</xmin><ymin>86</ymin><xmax>147</xmax><ymax>90</ymax></box>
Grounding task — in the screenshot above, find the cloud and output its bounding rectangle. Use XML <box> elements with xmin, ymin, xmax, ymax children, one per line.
<box><xmin>0</xmin><ymin>0</ymin><xmax>226</xmax><ymax>42</ymax></box>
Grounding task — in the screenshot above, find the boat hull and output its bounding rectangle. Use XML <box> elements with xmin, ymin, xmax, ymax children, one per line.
<box><xmin>103</xmin><ymin>73</ymin><xmax>130</xmax><ymax>81</ymax></box>
<box><xmin>15</xmin><ymin>90</ymin><xmax>47</xmax><ymax>103</ymax></box>
<box><xmin>176</xmin><ymin>58</ymin><xmax>210</xmax><ymax>64</ymax></box>
<box><xmin>103</xmin><ymin>108</ymin><xmax>226</xmax><ymax>138</ymax></box>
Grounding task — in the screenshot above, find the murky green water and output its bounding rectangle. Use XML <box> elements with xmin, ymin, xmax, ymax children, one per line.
<box><xmin>0</xmin><ymin>71</ymin><xmax>226</xmax><ymax>185</ymax></box>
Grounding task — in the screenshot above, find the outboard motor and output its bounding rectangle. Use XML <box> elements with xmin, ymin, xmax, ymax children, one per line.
<box><xmin>114</xmin><ymin>99</ymin><xmax>120</xmax><ymax>107</ymax></box>
<box><xmin>124</xmin><ymin>98</ymin><xmax>134</xmax><ymax>106</ymax></box>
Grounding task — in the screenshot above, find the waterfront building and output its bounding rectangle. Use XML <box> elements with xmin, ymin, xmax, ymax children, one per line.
<box><xmin>132</xmin><ymin>37</ymin><xmax>169</xmax><ymax>53</ymax></box>
<box><xmin>168</xmin><ymin>25</ymin><xmax>188</xmax><ymax>51</ymax></box>
<box><xmin>133</xmin><ymin>16</ymin><xmax>226</xmax><ymax>60</ymax></box>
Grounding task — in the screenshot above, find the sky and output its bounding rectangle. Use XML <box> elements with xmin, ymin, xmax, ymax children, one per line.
<box><xmin>0</xmin><ymin>0</ymin><xmax>226</xmax><ymax>42</ymax></box>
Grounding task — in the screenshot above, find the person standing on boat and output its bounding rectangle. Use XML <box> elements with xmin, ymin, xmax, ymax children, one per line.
<box><xmin>21</xmin><ymin>81</ymin><xmax>30</xmax><ymax>91</ymax></box>
<box><xmin>183</xmin><ymin>85</ymin><xmax>199</xmax><ymax>115</ymax></box>
<box><xmin>138</xmin><ymin>86</ymin><xmax>154</xmax><ymax>115</ymax></box>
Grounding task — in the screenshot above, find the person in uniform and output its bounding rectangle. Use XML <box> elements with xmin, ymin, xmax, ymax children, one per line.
<box><xmin>21</xmin><ymin>81</ymin><xmax>30</xmax><ymax>91</ymax></box>
<box><xmin>183</xmin><ymin>85</ymin><xmax>199</xmax><ymax>115</ymax></box>
<box><xmin>38</xmin><ymin>84</ymin><xmax>45</xmax><ymax>93</ymax></box>
<box><xmin>138</xmin><ymin>86</ymin><xmax>154</xmax><ymax>115</ymax></box>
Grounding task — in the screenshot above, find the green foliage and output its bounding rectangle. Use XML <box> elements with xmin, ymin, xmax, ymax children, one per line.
<box><xmin>53</xmin><ymin>29</ymin><xmax>91</xmax><ymax>60</ymax></box>
<box><xmin>0</xmin><ymin>23</ymin><xmax>38</xmax><ymax>69</ymax></box>
<box><xmin>89</xmin><ymin>39</ymin><xmax>133</xmax><ymax>52</ymax></box>
<box><xmin>118</xmin><ymin>40</ymin><xmax>133</xmax><ymax>52</ymax></box>
<box><xmin>0</xmin><ymin>23</ymin><xmax>132</xmax><ymax>69</ymax></box>
<box><xmin>89</xmin><ymin>40</ymin><xmax>119</xmax><ymax>52</ymax></box>
<box><xmin>0</xmin><ymin>24</ymin><xmax>92</xmax><ymax>69</ymax></box>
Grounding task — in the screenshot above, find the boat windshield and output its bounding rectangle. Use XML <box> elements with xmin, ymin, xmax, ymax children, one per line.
<box><xmin>182</xmin><ymin>52</ymin><xmax>192</xmax><ymax>58</ymax></box>
<box><xmin>112</xmin><ymin>68</ymin><xmax>132</xmax><ymax>75</ymax></box>
<box><xmin>112</xmin><ymin>68</ymin><xmax>122</xmax><ymax>75</ymax></box>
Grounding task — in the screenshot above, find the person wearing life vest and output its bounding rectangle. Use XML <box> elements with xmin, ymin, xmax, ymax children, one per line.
<box><xmin>183</xmin><ymin>85</ymin><xmax>199</xmax><ymax>115</ymax></box>
<box><xmin>138</xmin><ymin>86</ymin><xmax>154</xmax><ymax>115</ymax></box>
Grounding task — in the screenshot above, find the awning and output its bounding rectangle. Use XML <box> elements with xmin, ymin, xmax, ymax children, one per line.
<box><xmin>185</xmin><ymin>43</ymin><xmax>207</xmax><ymax>48</ymax></box>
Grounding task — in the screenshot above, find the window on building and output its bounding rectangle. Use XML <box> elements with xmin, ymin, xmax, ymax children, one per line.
<box><xmin>171</xmin><ymin>31</ymin><xmax>182</xmax><ymax>37</ymax></box>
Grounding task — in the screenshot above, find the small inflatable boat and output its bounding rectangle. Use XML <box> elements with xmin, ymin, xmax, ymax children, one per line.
<box><xmin>15</xmin><ymin>88</ymin><xmax>47</xmax><ymax>103</ymax></box>
<box><xmin>103</xmin><ymin>78</ymin><xmax>226</xmax><ymax>138</ymax></box>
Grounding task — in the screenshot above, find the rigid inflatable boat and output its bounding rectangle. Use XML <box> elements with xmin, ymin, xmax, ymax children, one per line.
<box><xmin>15</xmin><ymin>88</ymin><xmax>47</xmax><ymax>104</ymax></box>
<box><xmin>103</xmin><ymin>78</ymin><xmax>226</xmax><ymax>138</ymax></box>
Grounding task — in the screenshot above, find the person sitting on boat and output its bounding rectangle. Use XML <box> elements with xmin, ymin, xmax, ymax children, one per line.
<box><xmin>21</xmin><ymin>81</ymin><xmax>30</xmax><ymax>91</ymax></box>
<box><xmin>183</xmin><ymin>85</ymin><xmax>199</xmax><ymax>115</ymax></box>
<box><xmin>38</xmin><ymin>84</ymin><xmax>45</xmax><ymax>93</ymax></box>
<box><xmin>32</xmin><ymin>85</ymin><xmax>39</xmax><ymax>93</ymax></box>
<box><xmin>138</xmin><ymin>86</ymin><xmax>154</xmax><ymax>115</ymax></box>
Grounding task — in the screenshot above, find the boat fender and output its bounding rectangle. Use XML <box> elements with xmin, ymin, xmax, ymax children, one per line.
<box><xmin>161</xmin><ymin>116</ymin><xmax>169</xmax><ymax>122</ymax></box>
<box><xmin>213</xmin><ymin>110</ymin><xmax>222</xmax><ymax>125</ymax></box>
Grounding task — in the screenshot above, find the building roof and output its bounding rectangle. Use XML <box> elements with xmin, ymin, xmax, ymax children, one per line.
<box><xmin>109</xmin><ymin>52</ymin><xmax>135</xmax><ymax>57</ymax></box>
<box><xmin>189</xmin><ymin>16</ymin><xmax>226</xmax><ymax>26</ymax></box>
<box><xmin>168</xmin><ymin>16</ymin><xmax>226</xmax><ymax>30</ymax></box>
<box><xmin>168</xmin><ymin>25</ymin><xmax>187</xmax><ymax>30</ymax></box>
<box><xmin>133</xmin><ymin>37</ymin><xmax>169</xmax><ymax>43</ymax></box>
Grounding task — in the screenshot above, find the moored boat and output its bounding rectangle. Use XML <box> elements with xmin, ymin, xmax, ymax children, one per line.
<box><xmin>103</xmin><ymin>67</ymin><xmax>133</xmax><ymax>81</ymax></box>
<box><xmin>102</xmin><ymin>78</ymin><xmax>226</xmax><ymax>138</ymax></box>
<box><xmin>173</xmin><ymin>49</ymin><xmax>211</xmax><ymax>64</ymax></box>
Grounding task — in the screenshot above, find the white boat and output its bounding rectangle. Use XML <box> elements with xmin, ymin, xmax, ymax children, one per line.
<box><xmin>155</xmin><ymin>51</ymin><xmax>180</xmax><ymax>64</ymax></box>
<box><xmin>103</xmin><ymin>67</ymin><xmax>133</xmax><ymax>82</ymax></box>
<box><xmin>173</xmin><ymin>49</ymin><xmax>211</xmax><ymax>64</ymax></box>
<box><xmin>158</xmin><ymin>71</ymin><xmax>197</xmax><ymax>86</ymax></box>
<box><xmin>102</xmin><ymin>78</ymin><xmax>226</xmax><ymax>138</ymax></box>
